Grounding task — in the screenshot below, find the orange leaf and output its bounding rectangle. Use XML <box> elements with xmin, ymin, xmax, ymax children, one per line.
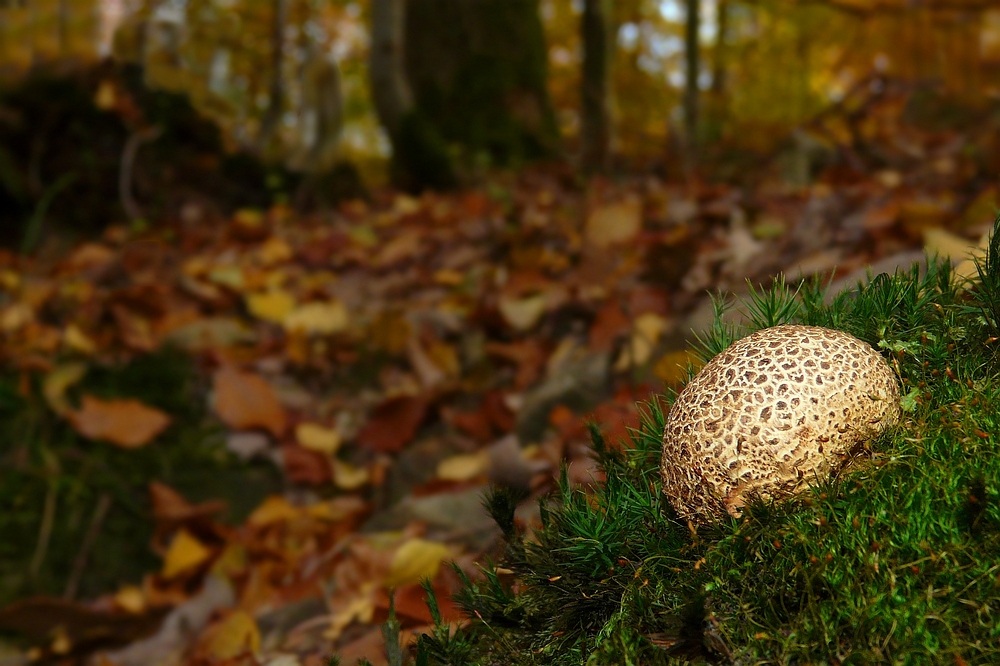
<box><xmin>212</xmin><ymin>365</ymin><xmax>286</xmax><ymax>437</ymax></box>
<box><xmin>70</xmin><ymin>395</ymin><xmax>171</xmax><ymax>448</ymax></box>
<box><xmin>149</xmin><ymin>481</ymin><xmax>224</xmax><ymax>525</ymax></box>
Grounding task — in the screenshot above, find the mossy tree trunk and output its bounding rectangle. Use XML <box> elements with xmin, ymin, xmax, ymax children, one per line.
<box><xmin>403</xmin><ymin>0</ymin><xmax>559</xmax><ymax>170</ymax></box>
<box><xmin>370</xmin><ymin>0</ymin><xmax>455</xmax><ymax>190</ymax></box>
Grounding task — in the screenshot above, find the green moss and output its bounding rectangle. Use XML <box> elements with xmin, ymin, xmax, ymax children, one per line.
<box><xmin>0</xmin><ymin>348</ymin><xmax>280</xmax><ymax>605</ymax></box>
<box><xmin>417</xmin><ymin>216</ymin><xmax>1000</xmax><ymax>665</ymax></box>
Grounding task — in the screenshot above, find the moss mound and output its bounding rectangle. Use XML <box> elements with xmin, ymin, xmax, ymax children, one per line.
<box><xmin>414</xmin><ymin>218</ymin><xmax>1000</xmax><ymax>664</ymax></box>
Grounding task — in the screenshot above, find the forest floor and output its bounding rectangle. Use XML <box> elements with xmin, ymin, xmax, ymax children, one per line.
<box><xmin>0</xmin><ymin>89</ymin><xmax>998</xmax><ymax>666</ymax></box>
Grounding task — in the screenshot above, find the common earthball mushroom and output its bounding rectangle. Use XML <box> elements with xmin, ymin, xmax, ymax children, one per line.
<box><xmin>661</xmin><ymin>325</ymin><xmax>901</xmax><ymax>524</ymax></box>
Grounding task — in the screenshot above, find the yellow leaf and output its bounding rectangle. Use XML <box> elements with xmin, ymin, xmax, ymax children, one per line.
<box><xmin>385</xmin><ymin>538</ymin><xmax>451</xmax><ymax>588</ymax></box>
<box><xmin>0</xmin><ymin>303</ymin><xmax>32</xmax><ymax>332</ymax></box>
<box><xmin>283</xmin><ymin>301</ymin><xmax>349</xmax><ymax>335</ymax></box>
<box><xmin>43</xmin><ymin>363</ymin><xmax>88</xmax><ymax>416</ymax></box>
<box><xmin>653</xmin><ymin>349</ymin><xmax>701</xmax><ymax>386</ymax></box>
<box><xmin>433</xmin><ymin>269</ymin><xmax>464</xmax><ymax>286</ymax></box>
<box><xmin>256</xmin><ymin>237</ymin><xmax>293</xmax><ymax>266</ymax></box>
<box><xmin>615</xmin><ymin>313</ymin><xmax>669</xmax><ymax>370</ymax></box>
<box><xmin>326</xmin><ymin>582</ymin><xmax>377</xmax><ymax>640</ymax></box>
<box><xmin>437</xmin><ymin>451</ymin><xmax>490</xmax><ymax>481</ymax></box>
<box><xmin>296</xmin><ymin>422</ymin><xmax>342</xmax><ymax>454</ymax></box>
<box><xmin>246</xmin><ymin>290</ymin><xmax>296</xmax><ymax>323</ymax></box>
<box><xmin>162</xmin><ymin>529</ymin><xmax>213</xmax><ymax>579</ymax></box>
<box><xmin>63</xmin><ymin>324</ymin><xmax>96</xmax><ymax>355</ymax></box>
<box><xmin>233</xmin><ymin>208</ymin><xmax>263</xmax><ymax>228</ymax></box>
<box><xmin>426</xmin><ymin>340</ymin><xmax>461</xmax><ymax>377</ymax></box>
<box><xmin>200</xmin><ymin>610</ymin><xmax>260</xmax><ymax>661</ymax></box>
<box><xmin>247</xmin><ymin>495</ymin><xmax>299</xmax><ymax>527</ymax></box>
<box><xmin>0</xmin><ymin>269</ymin><xmax>21</xmax><ymax>291</ymax></box>
<box><xmin>498</xmin><ymin>293</ymin><xmax>547</xmax><ymax>332</ymax></box>
<box><xmin>208</xmin><ymin>265</ymin><xmax>245</xmax><ymax>291</ymax></box>
<box><xmin>585</xmin><ymin>196</ymin><xmax>642</xmax><ymax>248</ymax></box>
<box><xmin>333</xmin><ymin>459</ymin><xmax>370</xmax><ymax>490</ymax></box>
<box><xmin>114</xmin><ymin>585</ymin><xmax>146</xmax><ymax>614</ymax></box>
<box><xmin>924</xmin><ymin>227</ymin><xmax>988</xmax><ymax>281</ymax></box>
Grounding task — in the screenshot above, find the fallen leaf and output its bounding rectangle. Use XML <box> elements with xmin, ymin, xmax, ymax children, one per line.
<box><xmin>162</xmin><ymin>529</ymin><xmax>213</xmax><ymax>579</ymax></box>
<box><xmin>70</xmin><ymin>395</ymin><xmax>171</xmax><ymax>448</ymax></box>
<box><xmin>333</xmin><ymin>459</ymin><xmax>371</xmax><ymax>490</ymax></box>
<box><xmin>335</xmin><ymin>626</ymin><xmax>388</xmax><ymax>666</ymax></box>
<box><xmin>296</xmin><ymin>422</ymin><xmax>342</xmax><ymax>454</ymax></box>
<box><xmin>247</xmin><ymin>495</ymin><xmax>300</xmax><ymax>528</ymax></box>
<box><xmin>614</xmin><ymin>312</ymin><xmax>669</xmax><ymax>371</ymax></box>
<box><xmin>256</xmin><ymin>236</ymin><xmax>293</xmax><ymax>265</ymax></box>
<box><xmin>924</xmin><ymin>227</ymin><xmax>988</xmax><ymax>280</ymax></box>
<box><xmin>113</xmin><ymin>586</ymin><xmax>146</xmax><ymax>614</ymax></box>
<box><xmin>437</xmin><ymin>451</ymin><xmax>490</xmax><ymax>481</ymax></box>
<box><xmin>197</xmin><ymin>610</ymin><xmax>260</xmax><ymax>661</ymax></box>
<box><xmin>589</xmin><ymin>300</ymin><xmax>630</xmax><ymax>352</ymax></box>
<box><xmin>385</xmin><ymin>539</ymin><xmax>451</xmax><ymax>589</ymax></box>
<box><xmin>246</xmin><ymin>289</ymin><xmax>296</xmax><ymax>323</ymax></box>
<box><xmin>149</xmin><ymin>481</ymin><xmax>225</xmax><ymax>526</ymax></box>
<box><xmin>653</xmin><ymin>349</ymin><xmax>701</xmax><ymax>387</ymax></box>
<box><xmin>356</xmin><ymin>395</ymin><xmax>430</xmax><ymax>453</ymax></box>
<box><xmin>585</xmin><ymin>196</ymin><xmax>642</xmax><ymax>247</ymax></box>
<box><xmin>1</xmin><ymin>303</ymin><xmax>33</xmax><ymax>332</ymax></box>
<box><xmin>498</xmin><ymin>293</ymin><xmax>547</xmax><ymax>332</ymax></box>
<box><xmin>207</xmin><ymin>265</ymin><xmax>245</xmax><ymax>291</ymax></box>
<box><xmin>0</xmin><ymin>597</ymin><xmax>167</xmax><ymax>656</ymax></box>
<box><xmin>282</xmin><ymin>300</ymin><xmax>349</xmax><ymax>335</ymax></box>
<box><xmin>212</xmin><ymin>366</ymin><xmax>287</xmax><ymax>437</ymax></box>
<box><xmin>63</xmin><ymin>325</ymin><xmax>97</xmax><ymax>355</ymax></box>
<box><xmin>281</xmin><ymin>443</ymin><xmax>333</xmax><ymax>485</ymax></box>
<box><xmin>43</xmin><ymin>362</ymin><xmax>88</xmax><ymax>416</ymax></box>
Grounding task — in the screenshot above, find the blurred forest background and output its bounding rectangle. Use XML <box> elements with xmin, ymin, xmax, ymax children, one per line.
<box><xmin>3</xmin><ymin>0</ymin><xmax>1000</xmax><ymax>245</ymax></box>
<box><xmin>3</xmin><ymin>1</ymin><xmax>1000</xmax><ymax>664</ymax></box>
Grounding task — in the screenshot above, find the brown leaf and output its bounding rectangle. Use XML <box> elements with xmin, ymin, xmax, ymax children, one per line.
<box><xmin>149</xmin><ymin>482</ymin><xmax>224</xmax><ymax>524</ymax></box>
<box><xmin>355</xmin><ymin>395</ymin><xmax>430</xmax><ymax>453</ymax></box>
<box><xmin>483</xmin><ymin>391</ymin><xmax>515</xmax><ymax>433</ymax></box>
<box><xmin>212</xmin><ymin>365</ymin><xmax>287</xmax><ymax>437</ymax></box>
<box><xmin>588</xmin><ymin>300</ymin><xmax>630</xmax><ymax>352</ymax></box>
<box><xmin>281</xmin><ymin>443</ymin><xmax>333</xmax><ymax>485</ymax></box>
<box><xmin>0</xmin><ymin>597</ymin><xmax>167</xmax><ymax>656</ymax></box>
<box><xmin>70</xmin><ymin>395</ymin><xmax>171</xmax><ymax>448</ymax></box>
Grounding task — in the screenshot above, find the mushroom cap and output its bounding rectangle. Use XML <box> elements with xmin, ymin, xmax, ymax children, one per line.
<box><xmin>661</xmin><ymin>325</ymin><xmax>901</xmax><ymax>524</ymax></box>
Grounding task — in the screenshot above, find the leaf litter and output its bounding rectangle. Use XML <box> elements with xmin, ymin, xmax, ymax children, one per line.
<box><xmin>0</xmin><ymin>121</ymin><xmax>998</xmax><ymax>664</ymax></box>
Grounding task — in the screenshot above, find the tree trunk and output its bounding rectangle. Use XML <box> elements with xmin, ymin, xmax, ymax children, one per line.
<box><xmin>683</xmin><ymin>0</ymin><xmax>700</xmax><ymax>166</ymax></box>
<box><xmin>259</xmin><ymin>0</ymin><xmax>288</xmax><ymax>151</ymax></box>
<box><xmin>711</xmin><ymin>0</ymin><xmax>728</xmax><ymax>95</ymax></box>
<box><xmin>580</xmin><ymin>0</ymin><xmax>611</xmax><ymax>173</ymax></box>
<box><xmin>369</xmin><ymin>0</ymin><xmax>413</xmax><ymax>137</ymax></box>
<box><xmin>370</xmin><ymin>0</ymin><xmax>455</xmax><ymax>190</ymax></box>
<box><xmin>404</xmin><ymin>0</ymin><xmax>559</xmax><ymax>167</ymax></box>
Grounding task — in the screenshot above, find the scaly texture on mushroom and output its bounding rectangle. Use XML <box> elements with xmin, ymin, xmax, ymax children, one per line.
<box><xmin>661</xmin><ymin>325</ymin><xmax>901</xmax><ymax>524</ymax></box>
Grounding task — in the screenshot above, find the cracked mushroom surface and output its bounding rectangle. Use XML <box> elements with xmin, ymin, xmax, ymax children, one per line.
<box><xmin>661</xmin><ymin>325</ymin><xmax>901</xmax><ymax>524</ymax></box>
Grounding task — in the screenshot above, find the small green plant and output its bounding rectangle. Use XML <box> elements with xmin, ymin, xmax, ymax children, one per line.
<box><xmin>415</xmin><ymin>215</ymin><xmax>1000</xmax><ymax>664</ymax></box>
